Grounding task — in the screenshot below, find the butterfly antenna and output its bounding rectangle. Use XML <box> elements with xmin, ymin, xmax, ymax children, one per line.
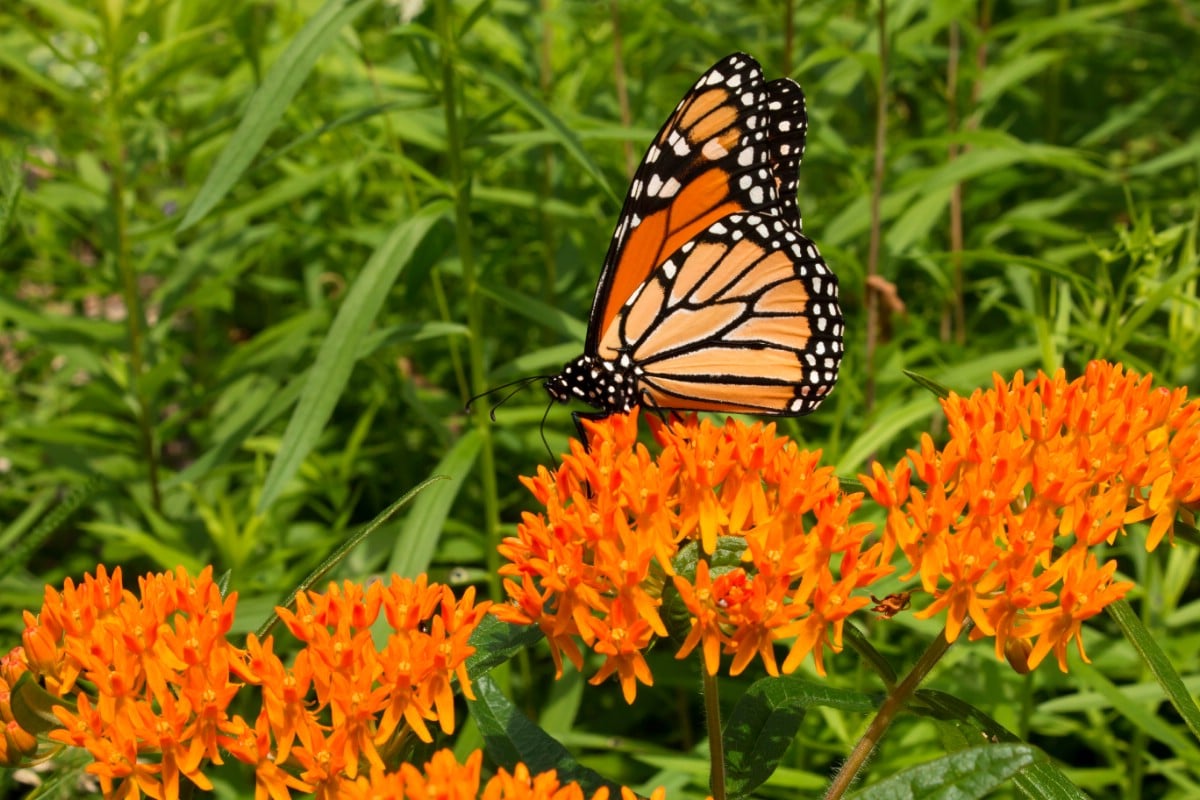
<box><xmin>465</xmin><ymin>375</ymin><xmax>546</xmax><ymax>418</ymax></box>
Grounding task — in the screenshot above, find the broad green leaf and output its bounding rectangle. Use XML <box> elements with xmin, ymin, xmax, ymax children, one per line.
<box><xmin>848</xmin><ymin>744</ymin><xmax>1045</xmax><ymax>800</ymax></box>
<box><xmin>725</xmin><ymin>676</ymin><xmax>878</xmax><ymax>798</ymax></box>
<box><xmin>177</xmin><ymin>0</ymin><xmax>376</xmax><ymax>231</ymax></box>
<box><xmin>466</xmin><ymin>615</ymin><xmax>544</xmax><ymax>678</ymax></box>
<box><xmin>257</xmin><ymin>206</ymin><xmax>446</xmax><ymax>511</ymax></box>
<box><xmin>10</xmin><ymin>672</ymin><xmax>70</xmax><ymax>733</ymax></box>
<box><xmin>913</xmin><ymin>690</ymin><xmax>1087</xmax><ymax>800</ymax></box>
<box><xmin>468</xmin><ymin>673</ymin><xmax>614</xmax><ymax>792</ymax></box>
<box><xmin>387</xmin><ymin>429</ymin><xmax>482</xmax><ymax>578</ymax></box>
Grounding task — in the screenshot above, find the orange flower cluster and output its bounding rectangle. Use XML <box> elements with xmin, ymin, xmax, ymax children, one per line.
<box><xmin>15</xmin><ymin>565</ymin><xmax>238</xmax><ymax>796</ymax></box>
<box><xmin>3</xmin><ymin>566</ymin><xmax>489</xmax><ymax>799</ymax></box>
<box><xmin>495</xmin><ymin>410</ymin><xmax>890</xmax><ymax>701</ymax></box>
<box><xmin>334</xmin><ymin>748</ymin><xmax>666</xmax><ymax>800</ymax></box>
<box><xmin>861</xmin><ymin>361</ymin><xmax>1200</xmax><ymax>672</ymax></box>
<box><xmin>266</xmin><ymin>575</ymin><xmax>490</xmax><ymax>791</ymax></box>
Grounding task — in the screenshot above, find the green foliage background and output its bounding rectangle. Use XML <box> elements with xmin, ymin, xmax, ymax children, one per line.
<box><xmin>1</xmin><ymin>0</ymin><xmax>1198</xmax><ymax>797</ymax></box>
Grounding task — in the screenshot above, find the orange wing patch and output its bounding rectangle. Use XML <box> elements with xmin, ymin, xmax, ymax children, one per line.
<box><xmin>607</xmin><ymin>212</ymin><xmax>842</xmax><ymax>415</ymax></box>
<box><xmin>591</xmin><ymin>54</ymin><xmax>778</xmax><ymax>352</ymax></box>
<box><xmin>599</xmin><ymin>173</ymin><xmax>741</xmax><ymax>349</ymax></box>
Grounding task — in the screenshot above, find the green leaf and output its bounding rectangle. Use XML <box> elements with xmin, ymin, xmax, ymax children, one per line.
<box><xmin>0</xmin><ymin>476</ymin><xmax>104</xmax><ymax>579</ymax></box>
<box><xmin>257</xmin><ymin>475</ymin><xmax>446</xmax><ymax>638</ymax></box>
<box><xmin>177</xmin><ymin>0</ymin><xmax>376</xmax><ymax>231</ymax></box>
<box><xmin>847</xmin><ymin>744</ymin><xmax>1046</xmax><ymax>800</ymax></box>
<box><xmin>9</xmin><ymin>672</ymin><xmax>70</xmax><ymax>734</ymax></box>
<box><xmin>1093</xmin><ymin>600</ymin><xmax>1200</xmax><ymax>752</ymax></box>
<box><xmin>468</xmin><ymin>673</ymin><xmax>615</xmax><ymax>792</ymax></box>
<box><xmin>466</xmin><ymin>615</ymin><xmax>545</xmax><ymax>678</ymax></box>
<box><xmin>901</xmin><ymin>370</ymin><xmax>952</xmax><ymax>400</ymax></box>
<box><xmin>257</xmin><ymin>206</ymin><xmax>446</xmax><ymax>511</ymax></box>
<box><xmin>387</xmin><ymin>429</ymin><xmax>482</xmax><ymax>578</ymax></box>
<box><xmin>725</xmin><ymin>677</ymin><xmax>878</xmax><ymax>798</ymax></box>
<box><xmin>912</xmin><ymin>690</ymin><xmax>1086</xmax><ymax>800</ymax></box>
<box><xmin>0</xmin><ymin>150</ymin><xmax>22</xmax><ymax>248</ymax></box>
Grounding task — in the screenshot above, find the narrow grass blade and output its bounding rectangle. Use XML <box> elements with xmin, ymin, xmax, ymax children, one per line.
<box><xmin>475</xmin><ymin>66</ymin><xmax>616</xmax><ymax>204</ymax></box>
<box><xmin>256</xmin><ymin>474</ymin><xmax>446</xmax><ymax>639</ymax></box>
<box><xmin>1104</xmin><ymin>599</ymin><xmax>1200</xmax><ymax>745</ymax></box>
<box><xmin>177</xmin><ymin>0</ymin><xmax>375</xmax><ymax>231</ymax></box>
<box><xmin>257</xmin><ymin>206</ymin><xmax>445</xmax><ymax>511</ymax></box>
<box><xmin>387</xmin><ymin>429</ymin><xmax>482</xmax><ymax>578</ymax></box>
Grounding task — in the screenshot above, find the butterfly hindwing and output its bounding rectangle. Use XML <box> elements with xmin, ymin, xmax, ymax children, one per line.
<box><xmin>598</xmin><ymin>212</ymin><xmax>842</xmax><ymax>415</ymax></box>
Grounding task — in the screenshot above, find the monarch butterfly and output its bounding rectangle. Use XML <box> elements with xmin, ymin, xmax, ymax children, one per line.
<box><xmin>544</xmin><ymin>52</ymin><xmax>843</xmax><ymax>430</ymax></box>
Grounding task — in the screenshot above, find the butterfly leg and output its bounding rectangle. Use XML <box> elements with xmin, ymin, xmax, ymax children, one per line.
<box><xmin>571</xmin><ymin>410</ymin><xmax>612</xmax><ymax>448</ymax></box>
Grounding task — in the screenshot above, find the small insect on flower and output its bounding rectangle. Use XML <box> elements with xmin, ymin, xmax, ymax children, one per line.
<box><xmin>870</xmin><ymin>592</ymin><xmax>912</xmax><ymax>619</ymax></box>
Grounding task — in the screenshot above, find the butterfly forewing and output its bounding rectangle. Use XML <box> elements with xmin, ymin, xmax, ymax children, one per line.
<box><xmin>589</xmin><ymin>53</ymin><xmax>792</xmax><ymax>357</ymax></box>
<box><xmin>762</xmin><ymin>77</ymin><xmax>807</xmax><ymax>229</ymax></box>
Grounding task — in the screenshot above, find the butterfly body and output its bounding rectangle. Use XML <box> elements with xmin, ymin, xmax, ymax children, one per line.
<box><xmin>546</xmin><ymin>53</ymin><xmax>842</xmax><ymax>423</ymax></box>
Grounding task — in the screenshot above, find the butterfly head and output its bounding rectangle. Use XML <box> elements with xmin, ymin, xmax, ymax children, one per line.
<box><xmin>544</xmin><ymin>354</ymin><xmax>639</xmax><ymax>414</ymax></box>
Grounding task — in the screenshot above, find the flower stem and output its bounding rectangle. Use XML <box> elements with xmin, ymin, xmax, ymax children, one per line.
<box><xmin>824</xmin><ymin>619</ymin><xmax>968</xmax><ymax>799</ymax></box>
<box><xmin>703</xmin><ymin>668</ymin><xmax>726</xmax><ymax>800</ymax></box>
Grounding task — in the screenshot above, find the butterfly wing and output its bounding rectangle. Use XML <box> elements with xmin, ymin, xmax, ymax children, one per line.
<box><xmin>546</xmin><ymin>52</ymin><xmax>840</xmax><ymax>419</ymax></box>
<box><xmin>587</xmin><ymin>53</ymin><xmax>804</xmax><ymax>359</ymax></box>
<box><xmin>596</xmin><ymin>212</ymin><xmax>842</xmax><ymax>415</ymax></box>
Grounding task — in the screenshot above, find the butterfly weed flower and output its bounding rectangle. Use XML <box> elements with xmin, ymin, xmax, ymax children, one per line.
<box><xmin>10</xmin><ymin>565</ymin><xmax>237</xmax><ymax>797</ymax></box>
<box><xmin>859</xmin><ymin>361</ymin><xmax>1200</xmax><ymax>672</ymax></box>
<box><xmin>333</xmin><ymin>747</ymin><xmax>669</xmax><ymax>800</ymax></box>
<box><xmin>2</xmin><ymin>566</ymin><xmax>491</xmax><ymax>797</ymax></box>
<box><xmin>496</xmin><ymin>409</ymin><xmax>890</xmax><ymax>701</ymax></box>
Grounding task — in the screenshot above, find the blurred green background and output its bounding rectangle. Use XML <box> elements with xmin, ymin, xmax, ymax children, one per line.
<box><xmin>2</xmin><ymin>0</ymin><xmax>1198</xmax><ymax>796</ymax></box>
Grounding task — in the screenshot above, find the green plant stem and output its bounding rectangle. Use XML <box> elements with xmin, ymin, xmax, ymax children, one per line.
<box><xmin>824</xmin><ymin>619</ymin><xmax>966</xmax><ymax>800</ymax></box>
<box><xmin>102</xmin><ymin>9</ymin><xmax>161</xmax><ymax>511</ymax></box>
<box><xmin>863</xmin><ymin>0</ymin><xmax>888</xmax><ymax>413</ymax></box>
<box><xmin>702</xmin><ymin>668</ymin><xmax>727</xmax><ymax>800</ymax></box>
<box><xmin>436</xmin><ymin>0</ymin><xmax>502</xmax><ymax>597</ymax></box>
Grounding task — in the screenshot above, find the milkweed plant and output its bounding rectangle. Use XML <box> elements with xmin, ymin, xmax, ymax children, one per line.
<box><xmin>2</xmin><ymin>360</ymin><xmax>1198</xmax><ymax>799</ymax></box>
